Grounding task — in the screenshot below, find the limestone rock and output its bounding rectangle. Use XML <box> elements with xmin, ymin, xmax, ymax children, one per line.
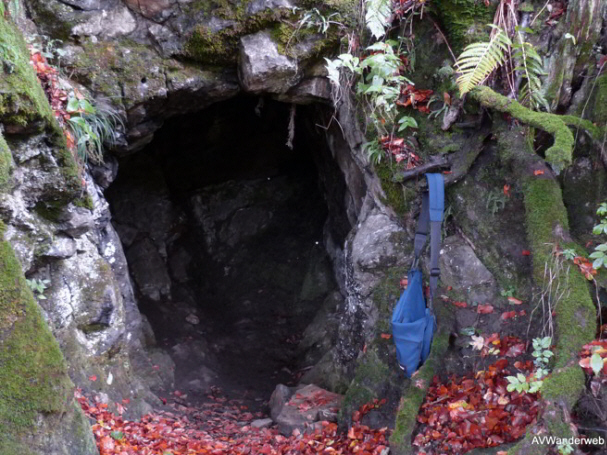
<box><xmin>246</xmin><ymin>0</ymin><xmax>293</xmax><ymax>15</ymax></box>
<box><xmin>239</xmin><ymin>31</ymin><xmax>301</xmax><ymax>94</ymax></box>
<box><xmin>43</xmin><ymin>235</ymin><xmax>77</xmax><ymax>259</ymax></box>
<box><xmin>440</xmin><ymin>235</ymin><xmax>497</xmax><ymax>304</ymax></box>
<box><xmin>251</xmin><ymin>418</ymin><xmax>273</xmax><ymax>429</ymax></box>
<box><xmin>270</xmin><ymin>384</ymin><xmax>343</xmax><ymax>435</ymax></box>
<box><xmin>71</xmin><ymin>6</ymin><xmax>137</xmax><ymax>38</ymax></box>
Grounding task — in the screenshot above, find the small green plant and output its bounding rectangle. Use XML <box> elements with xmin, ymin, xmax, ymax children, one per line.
<box><xmin>506</xmin><ymin>373</ymin><xmax>542</xmax><ymax>393</ymax></box>
<box><xmin>66</xmin><ymin>93</ymin><xmax>122</xmax><ymax>164</ymax></box>
<box><xmin>26</xmin><ymin>278</ymin><xmax>50</xmax><ymax>300</ymax></box>
<box><xmin>500</xmin><ymin>286</ymin><xmax>516</xmax><ymax>298</ymax></box>
<box><xmin>485</xmin><ymin>190</ymin><xmax>507</xmax><ymax>215</ymax></box>
<box><xmin>294</xmin><ymin>7</ymin><xmax>343</xmax><ymax>35</ymax></box>
<box><xmin>561</xmin><ymin>248</ymin><xmax>577</xmax><ymax>260</ymax></box>
<box><xmin>532</xmin><ymin>336</ymin><xmax>553</xmax><ymax>376</ymax></box>
<box><xmin>507</xmin><ymin>337</ymin><xmax>552</xmax><ymax>393</ymax></box>
<box><xmin>590</xmin><ymin>202</ymin><xmax>607</xmax><ymax>269</ymax></box>
<box><xmin>557</xmin><ymin>441</ymin><xmax>574</xmax><ymax>455</ymax></box>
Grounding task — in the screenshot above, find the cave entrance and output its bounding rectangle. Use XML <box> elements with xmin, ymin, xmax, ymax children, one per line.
<box><xmin>106</xmin><ymin>96</ymin><xmax>351</xmax><ymax>408</ymax></box>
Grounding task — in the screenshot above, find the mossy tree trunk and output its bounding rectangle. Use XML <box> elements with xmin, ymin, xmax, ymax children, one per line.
<box><xmin>495</xmin><ymin>124</ymin><xmax>596</xmax><ymax>454</ymax></box>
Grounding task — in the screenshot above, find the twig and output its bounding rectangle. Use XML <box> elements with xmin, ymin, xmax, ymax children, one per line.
<box><xmin>401</xmin><ymin>156</ymin><xmax>450</xmax><ymax>181</ymax></box>
<box><xmin>431</xmin><ymin>19</ymin><xmax>457</xmax><ymax>63</ymax></box>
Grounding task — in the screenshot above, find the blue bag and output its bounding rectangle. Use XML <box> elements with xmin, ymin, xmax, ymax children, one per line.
<box><xmin>391</xmin><ymin>174</ymin><xmax>444</xmax><ymax>377</ymax></box>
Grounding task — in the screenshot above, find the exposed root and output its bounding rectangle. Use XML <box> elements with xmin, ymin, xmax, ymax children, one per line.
<box><xmin>471</xmin><ymin>86</ymin><xmax>604</xmax><ymax>172</ymax></box>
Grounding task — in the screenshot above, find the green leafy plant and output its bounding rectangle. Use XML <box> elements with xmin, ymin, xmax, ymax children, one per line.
<box><xmin>26</xmin><ymin>278</ymin><xmax>50</xmax><ymax>300</ymax></box>
<box><xmin>590</xmin><ymin>202</ymin><xmax>607</xmax><ymax>269</ymax></box>
<box><xmin>365</xmin><ymin>0</ymin><xmax>392</xmax><ymax>39</ymax></box>
<box><xmin>500</xmin><ymin>286</ymin><xmax>516</xmax><ymax>298</ymax></box>
<box><xmin>561</xmin><ymin>248</ymin><xmax>577</xmax><ymax>260</ymax></box>
<box><xmin>507</xmin><ymin>337</ymin><xmax>552</xmax><ymax>393</ymax></box>
<box><xmin>532</xmin><ymin>336</ymin><xmax>553</xmax><ymax>373</ymax></box>
<box><xmin>455</xmin><ymin>25</ymin><xmax>512</xmax><ymax>95</ymax></box>
<box><xmin>557</xmin><ymin>441</ymin><xmax>574</xmax><ymax>455</ymax></box>
<box><xmin>296</xmin><ymin>8</ymin><xmax>342</xmax><ymax>35</ymax></box>
<box><xmin>66</xmin><ymin>94</ymin><xmax>122</xmax><ymax>164</ymax></box>
<box><xmin>513</xmin><ymin>28</ymin><xmax>549</xmax><ymax>111</ymax></box>
<box><xmin>485</xmin><ymin>190</ymin><xmax>507</xmax><ymax>215</ymax></box>
<box><xmin>506</xmin><ymin>372</ymin><xmax>544</xmax><ymax>394</ymax></box>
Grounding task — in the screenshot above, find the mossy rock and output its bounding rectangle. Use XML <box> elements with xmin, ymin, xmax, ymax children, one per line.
<box><xmin>431</xmin><ymin>0</ymin><xmax>497</xmax><ymax>52</ymax></box>
<box><xmin>0</xmin><ymin>223</ymin><xmax>95</xmax><ymax>452</ymax></box>
<box><xmin>0</xmin><ymin>133</ymin><xmax>13</xmax><ymax>190</ymax></box>
<box><xmin>390</xmin><ymin>331</ymin><xmax>449</xmax><ymax>455</ymax></box>
<box><xmin>0</xmin><ymin>14</ymin><xmax>54</xmax><ymax>130</ymax></box>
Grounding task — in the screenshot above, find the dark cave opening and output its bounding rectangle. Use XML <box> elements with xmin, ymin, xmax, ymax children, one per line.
<box><xmin>105</xmin><ymin>96</ymin><xmax>351</xmax><ymax>407</ymax></box>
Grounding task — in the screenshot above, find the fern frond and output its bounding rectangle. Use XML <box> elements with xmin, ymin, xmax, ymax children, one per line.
<box><xmin>365</xmin><ymin>0</ymin><xmax>392</xmax><ymax>40</ymax></box>
<box><xmin>455</xmin><ymin>25</ymin><xmax>512</xmax><ymax>95</ymax></box>
<box><xmin>513</xmin><ymin>33</ymin><xmax>549</xmax><ymax>111</ymax></box>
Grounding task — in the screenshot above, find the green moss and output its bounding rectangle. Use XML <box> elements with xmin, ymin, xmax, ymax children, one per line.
<box><xmin>376</xmin><ymin>161</ymin><xmax>417</xmax><ymax>216</ymax></box>
<box><xmin>472</xmin><ymin>86</ymin><xmax>605</xmax><ymax>171</ymax></box>
<box><xmin>0</xmin><ymin>14</ymin><xmax>54</xmax><ymax>129</ymax></box>
<box><xmin>185</xmin><ymin>26</ymin><xmax>237</xmax><ymax>64</ymax></box>
<box><xmin>0</xmin><ymin>133</ymin><xmax>13</xmax><ymax>190</ymax></box>
<box><xmin>592</xmin><ymin>74</ymin><xmax>607</xmax><ymax>123</ymax></box>
<box><xmin>373</xmin><ymin>265</ymin><xmax>408</xmax><ymax>334</ymax></box>
<box><xmin>523</xmin><ymin>178</ymin><xmax>595</xmax><ymax>366</ymax></box>
<box><xmin>542</xmin><ymin>367</ymin><xmax>585</xmax><ymax>408</ymax></box>
<box><xmin>73</xmin><ymin>194</ymin><xmax>94</xmax><ymax>211</ymax></box>
<box><xmin>340</xmin><ymin>349</ymin><xmax>390</xmax><ymax>421</ymax></box>
<box><xmin>0</xmin><ymin>223</ymin><xmax>74</xmax><ymax>445</ymax></box>
<box><xmin>390</xmin><ymin>332</ymin><xmax>449</xmax><ymax>454</ymax></box>
<box><xmin>432</xmin><ymin>0</ymin><xmax>496</xmax><ymax>52</ymax></box>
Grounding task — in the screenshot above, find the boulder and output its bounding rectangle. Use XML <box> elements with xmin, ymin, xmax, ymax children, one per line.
<box><xmin>239</xmin><ymin>31</ymin><xmax>300</xmax><ymax>94</ymax></box>
<box><xmin>439</xmin><ymin>235</ymin><xmax>497</xmax><ymax>304</ymax></box>
<box><xmin>270</xmin><ymin>384</ymin><xmax>343</xmax><ymax>435</ymax></box>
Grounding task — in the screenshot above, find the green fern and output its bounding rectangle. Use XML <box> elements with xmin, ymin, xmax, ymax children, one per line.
<box><xmin>455</xmin><ymin>25</ymin><xmax>512</xmax><ymax>95</ymax></box>
<box><xmin>513</xmin><ymin>31</ymin><xmax>549</xmax><ymax>111</ymax></box>
<box><xmin>365</xmin><ymin>0</ymin><xmax>392</xmax><ymax>40</ymax></box>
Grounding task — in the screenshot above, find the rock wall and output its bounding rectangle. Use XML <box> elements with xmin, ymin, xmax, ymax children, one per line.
<box><xmin>2</xmin><ymin>0</ymin><xmax>419</xmax><ymax>448</ymax></box>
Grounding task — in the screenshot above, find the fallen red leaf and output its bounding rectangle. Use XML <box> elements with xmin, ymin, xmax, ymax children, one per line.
<box><xmin>501</xmin><ymin>311</ymin><xmax>517</xmax><ymax>321</ymax></box>
<box><xmin>477</xmin><ymin>304</ymin><xmax>494</xmax><ymax>314</ymax></box>
<box><xmin>521</xmin><ymin>250</ymin><xmax>531</xmax><ymax>256</ymax></box>
<box><xmin>88</xmin><ymin>375</ymin><xmax>97</xmax><ymax>382</ymax></box>
<box><xmin>507</xmin><ymin>297</ymin><xmax>523</xmax><ymax>305</ymax></box>
<box><xmin>533</xmin><ymin>170</ymin><xmax>545</xmax><ymax>176</ymax></box>
<box><xmin>380</xmin><ymin>333</ymin><xmax>392</xmax><ymax>340</ymax></box>
<box><xmin>452</xmin><ymin>301</ymin><xmax>468</xmax><ymax>309</ymax></box>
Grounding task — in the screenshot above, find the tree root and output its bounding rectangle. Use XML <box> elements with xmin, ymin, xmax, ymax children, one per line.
<box><xmin>494</xmin><ymin>124</ymin><xmax>596</xmax><ymax>455</ymax></box>
<box><xmin>470</xmin><ymin>86</ymin><xmax>605</xmax><ymax>172</ymax></box>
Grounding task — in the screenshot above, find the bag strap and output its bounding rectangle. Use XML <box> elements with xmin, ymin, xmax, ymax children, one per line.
<box><xmin>411</xmin><ymin>174</ymin><xmax>444</xmax><ymax>311</ymax></box>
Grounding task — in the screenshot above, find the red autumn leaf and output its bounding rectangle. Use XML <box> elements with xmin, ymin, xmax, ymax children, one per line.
<box><xmin>503</xmin><ymin>184</ymin><xmax>511</xmax><ymax>197</ymax></box>
<box><xmin>88</xmin><ymin>375</ymin><xmax>97</xmax><ymax>382</ymax></box>
<box><xmin>533</xmin><ymin>169</ymin><xmax>545</xmax><ymax>176</ymax></box>
<box><xmin>477</xmin><ymin>304</ymin><xmax>494</xmax><ymax>314</ymax></box>
<box><xmin>507</xmin><ymin>297</ymin><xmax>523</xmax><ymax>305</ymax></box>
<box><xmin>501</xmin><ymin>311</ymin><xmax>517</xmax><ymax>320</ymax></box>
<box><xmin>521</xmin><ymin>250</ymin><xmax>531</xmax><ymax>256</ymax></box>
<box><xmin>380</xmin><ymin>333</ymin><xmax>392</xmax><ymax>340</ymax></box>
<box><xmin>452</xmin><ymin>301</ymin><xmax>468</xmax><ymax>308</ymax></box>
<box><xmin>443</xmin><ymin>92</ymin><xmax>451</xmax><ymax>106</ymax></box>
